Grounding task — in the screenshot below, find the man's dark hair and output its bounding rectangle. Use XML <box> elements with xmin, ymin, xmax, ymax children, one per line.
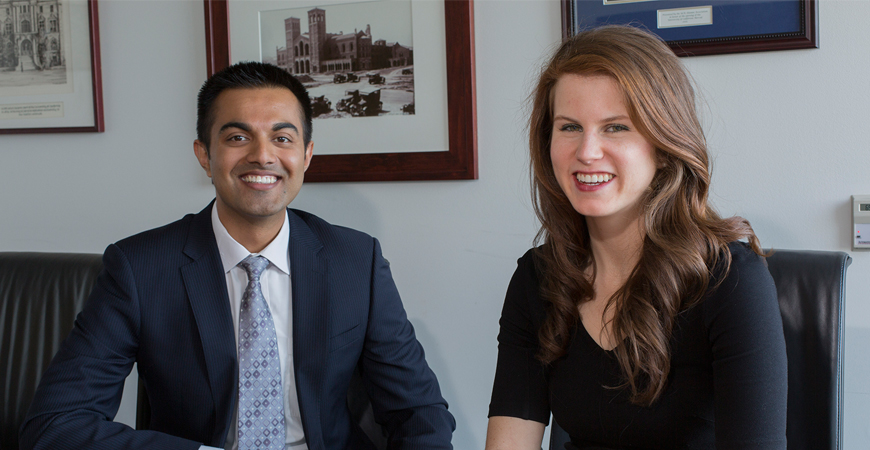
<box><xmin>196</xmin><ymin>61</ymin><xmax>313</xmax><ymax>150</ymax></box>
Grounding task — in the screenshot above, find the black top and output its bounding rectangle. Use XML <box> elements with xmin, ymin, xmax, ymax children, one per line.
<box><xmin>489</xmin><ymin>243</ymin><xmax>787</xmax><ymax>450</ymax></box>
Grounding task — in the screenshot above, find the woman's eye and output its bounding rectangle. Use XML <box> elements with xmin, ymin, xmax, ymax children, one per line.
<box><xmin>559</xmin><ymin>124</ymin><xmax>581</xmax><ymax>132</ymax></box>
<box><xmin>605</xmin><ymin>124</ymin><xmax>629</xmax><ymax>132</ymax></box>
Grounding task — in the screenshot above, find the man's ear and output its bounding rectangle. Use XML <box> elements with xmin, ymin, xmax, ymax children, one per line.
<box><xmin>303</xmin><ymin>141</ymin><xmax>314</xmax><ymax>172</ymax></box>
<box><xmin>194</xmin><ymin>140</ymin><xmax>212</xmax><ymax>177</ymax></box>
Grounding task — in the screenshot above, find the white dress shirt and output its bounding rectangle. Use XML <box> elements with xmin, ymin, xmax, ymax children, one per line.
<box><xmin>200</xmin><ymin>205</ymin><xmax>307</xmax><ymax>450</ymax></box>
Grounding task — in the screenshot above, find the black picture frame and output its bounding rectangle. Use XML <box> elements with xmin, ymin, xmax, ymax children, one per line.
<box><xmin>562</xmin><ymin>0</ymin><xmax>818</xmax><ymax>57</ymax></box>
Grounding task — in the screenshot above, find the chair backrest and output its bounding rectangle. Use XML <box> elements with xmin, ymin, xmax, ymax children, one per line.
<box><xmin>0</xmin><ymin>252</ymin><xmax>103</xmax><ymax>450</ymax></box>
<box><xmin>766</xmin><ymin>249</ymin><xmax>849</xmax><ymax>450</ymax></box>
<box><xmin>549</xmin><ymin>249</ymin><xmax>850</xmax><ymax>450</ymax></box>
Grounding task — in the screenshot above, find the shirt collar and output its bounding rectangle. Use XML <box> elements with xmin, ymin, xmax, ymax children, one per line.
<box><xmin>211</xmin><ymin>203</ymin><xmax>291</xmax><ymax>275</ymax></box>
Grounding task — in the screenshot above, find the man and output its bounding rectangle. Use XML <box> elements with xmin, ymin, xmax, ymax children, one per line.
<box><xmin>20</xmin><ymin>62</ymin><xmax>455</xmax><ymax>450</ymax></box>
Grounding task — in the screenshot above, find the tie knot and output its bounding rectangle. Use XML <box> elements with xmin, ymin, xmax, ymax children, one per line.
<box><xmin>240</xmin><ymin>255</ymin><xmax>269</xmax><ymax>282</ymax></box>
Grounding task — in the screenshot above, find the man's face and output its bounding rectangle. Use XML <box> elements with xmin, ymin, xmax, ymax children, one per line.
<box><xmin>194</xmin><ymin>87</ymin><xmax>313</xmax><ymax>233</ymax></box>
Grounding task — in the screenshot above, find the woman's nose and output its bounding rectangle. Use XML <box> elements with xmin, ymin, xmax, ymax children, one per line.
<box><xmin>575</xmin><ymin>134</ymin><xmax>603</xmax><ymax>164</ymax></box>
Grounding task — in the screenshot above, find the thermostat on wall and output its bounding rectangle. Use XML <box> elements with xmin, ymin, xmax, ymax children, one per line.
<box><xmin>853</xmin><ymin>195</ymin><xmax>870</xmax><ymax>250</ymax></box>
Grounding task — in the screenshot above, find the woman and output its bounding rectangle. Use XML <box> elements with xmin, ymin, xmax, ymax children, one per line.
<box><xmin>486</xmin><ymin>25</ymin><xmax>787</xmax><ymax>450</ymax></box>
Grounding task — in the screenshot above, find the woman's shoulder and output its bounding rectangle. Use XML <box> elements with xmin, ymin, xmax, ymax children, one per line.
<box><xmin>705</xmin><ymin>241</ymin><xmax>766</xmax><ymax>283</ymax></box>
<box><xmin>513</xmin><ymin>245</ymin><xmax>546</xmax><ymax>283</ymax></box>
<box><xmin>703</xmin><ymin>241</ymin><xmax>778</xmax><ymax>324</ymax></box>
<box><xmin>518</xmin><ymin>245</ymin><xmax>544</xmax><ymax>264</ymax></box>
<box><xmin>503</xmin><ymin>246</ymin><xmax>548</xmax><ymax>317</ymax></box>
<box><xmin>718</xmin><ymin>241</ymin><xmax>771</xmax><ymax>285</ymax></box>
<box><xmin>725</xmin><ymin>240</ymin><xmax>763</xmax><ymax>265</ymax></box>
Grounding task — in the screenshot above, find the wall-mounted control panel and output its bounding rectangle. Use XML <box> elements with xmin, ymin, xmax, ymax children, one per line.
<box><xmin>853</xmin><ymin>195</ymin><xmax>870</xmax><ymax>250</ymax></box>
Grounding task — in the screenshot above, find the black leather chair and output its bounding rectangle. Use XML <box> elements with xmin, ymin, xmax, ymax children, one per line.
<box><xmin>768</xmin><ymin>249</ymin><xmax>850</xmax><ymax>450</ymax></box>
<box><xmin>0</xmin><ymin>251</ymin><xmax>385</xmax><ymax>449</ymax></box>
<box><xmin>0</xmin><ymin>252</ymin><xmax>104</xmax><ymax>450</ymax></box>
<box><xmin>549</xmin><ymin>249</ymin><xmax>851</xmax><ymax>450</ymax></box>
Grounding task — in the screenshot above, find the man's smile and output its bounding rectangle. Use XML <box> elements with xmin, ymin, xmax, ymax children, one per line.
<box><xmin>241</xmin><ymin>174</ymin><xmax>279</xmax><ymax>184</ymax></box>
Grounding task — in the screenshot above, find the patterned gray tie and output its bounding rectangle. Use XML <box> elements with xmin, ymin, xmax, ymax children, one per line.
<box><xmin>238</xmin><ymin>255</ymin><xmax>286</xmax><ymax>450</ymax></box>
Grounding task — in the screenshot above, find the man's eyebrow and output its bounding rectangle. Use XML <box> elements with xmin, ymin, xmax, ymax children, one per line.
<box><xmin>273</xmin><ymin>122</ymin><xmax>298</xmax><ymax>133</ymax></box>
<box><xmin>217</xmin><ymin>121</ymin><xmax>298</xmax><ymax>134</ymax></box>
<box><xmin>218</xmin><ymin>121</ymin><xmax>250</xmax><ymax>134</ymax></box>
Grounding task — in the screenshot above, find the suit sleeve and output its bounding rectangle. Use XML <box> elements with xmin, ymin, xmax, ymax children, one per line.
<box><xmin>705</xmin><ymin>245</ymin><xmax>788</xmax><ymax>449</ymax></box>
<box><xmin>19</xmin><ymin>244</ymin><xmax>201</xmax><ymax>450</ymax></box>
<box><xmin>358</xmin><ymin>238</ymin><xmax>456</xmax><ymax>449</ymax></box>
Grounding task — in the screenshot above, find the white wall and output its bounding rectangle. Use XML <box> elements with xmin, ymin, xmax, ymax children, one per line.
<box><xmin>1</xmin><ymin>0</ymin><xmax>867</xmax><ymax>448</ymax></box>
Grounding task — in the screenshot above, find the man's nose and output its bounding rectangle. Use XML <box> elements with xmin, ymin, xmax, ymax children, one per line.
<box><xmin>247</xmin><ymin>139</ymin><xmax>277</xmax><ymax>165</ymax></box>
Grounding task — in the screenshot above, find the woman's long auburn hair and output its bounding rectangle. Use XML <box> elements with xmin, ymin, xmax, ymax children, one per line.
<box><xmin>529</xmin><ymin>25</ymin><xmax>762</xmax><ymax>406</ymax></box>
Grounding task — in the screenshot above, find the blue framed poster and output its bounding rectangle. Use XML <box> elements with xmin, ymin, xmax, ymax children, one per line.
<box><xmin>562</xmin><ymin>0</ymin><xmax>818</xmax><ymax>56</ymax></box>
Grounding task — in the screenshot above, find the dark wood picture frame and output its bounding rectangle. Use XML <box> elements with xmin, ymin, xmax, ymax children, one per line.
<box><xmin>203</xmin><ymin>0</ymin><xmax>477</xmax><ymax>182</ymax></box>
<box><xmin>0</xmin><ymin>0</ymin><xmax>104</xmax><ymax>134</ymax></box>
<box><xmin>562</xmin><ymin>0</ymin><xmax>818</xmax><ymax>57</ymax></box>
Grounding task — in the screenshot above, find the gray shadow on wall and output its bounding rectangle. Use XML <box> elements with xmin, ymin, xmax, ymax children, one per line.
<box><xmin>293</xmin><ymin>183</ymin><xmax>384</xmax><ymax>238</ymax></box>
<box><xmin>114</xmin><ymin>363</ymin><xmax>138</xmax><ymax>427</ymax></box>
<box><xmin>843</xmin><ymin>326</ymin><xmax>870</xmax><ymax>448</ymax></box>
<box><xmin>411</xmin><ymin>320</ymin><xmax>478</xmax><ymax>449</ymax></box>
<box><xmin>839</xmin><ymin>198</ymin><xmax>854</xmax><ymax>251</ymax></box>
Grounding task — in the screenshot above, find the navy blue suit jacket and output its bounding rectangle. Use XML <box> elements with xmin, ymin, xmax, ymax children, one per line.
<box><xmin>20</xmin><ymin>203</ymin><xmax>454</xmax><ymax>450</ymax></box>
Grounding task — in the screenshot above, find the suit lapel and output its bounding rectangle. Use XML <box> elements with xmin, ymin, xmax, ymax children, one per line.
<box><xmin>287</xmin><ymin>210</ymin><xmax>329</xmax><ymax>450</ymax></box>
<box><xmin>180</xmin><ymin>203</ymin><xmax>238</xmax><ymax>446</ymax></box>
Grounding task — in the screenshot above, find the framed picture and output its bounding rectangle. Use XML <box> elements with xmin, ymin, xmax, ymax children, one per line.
<box><xmin>203</xmin><ymin>0</ymin><xmax>477</xmax><ymax>182</ymax></box>
<box><xmin>562</xmin><ymin>0</ymin><xmax>818</xmax><ymax>57</ymax></box>
<box><xmin>0</xmin><ymin>0</ymin><xmax>103</xmax><ymax>134</ymax></box>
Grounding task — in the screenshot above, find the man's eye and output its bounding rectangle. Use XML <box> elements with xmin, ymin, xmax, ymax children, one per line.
<box><xmin>275</xmin><ymin>136</ymin><xmax>291</xmax><ymax>143</ymax></box>
<box><xmin>227</xmin><ymin>135</ymin><xmax>247</xmax><ymax>142</ymax></box>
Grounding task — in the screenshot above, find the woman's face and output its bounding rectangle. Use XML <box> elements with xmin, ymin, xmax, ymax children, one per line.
<box><xmin>549</xmin><ymin>74</ymin><xmax>658</xmax><ymax>225</ymax></box>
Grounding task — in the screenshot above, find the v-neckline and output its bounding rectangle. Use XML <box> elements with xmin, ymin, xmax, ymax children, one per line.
<box><xmin>578</xmin><ymin>319</ymin><xmax>619</xmax><ymax>353</ymax></box>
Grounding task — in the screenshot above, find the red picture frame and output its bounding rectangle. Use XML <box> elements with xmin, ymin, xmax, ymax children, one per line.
<box><xmin>0</xmin><ymin>0</ymin><xmax>104</xmax><ymax>134</ymax></box>
<box><xmin>203</xmin><ymin>0</ymin><xmax>477</xmax><ymax>182</ymax></box>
